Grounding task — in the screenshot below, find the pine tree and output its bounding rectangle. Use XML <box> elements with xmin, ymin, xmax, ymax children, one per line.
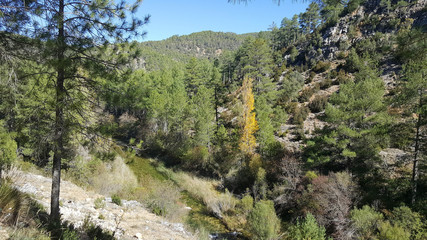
<box><xmin>280</xmin><ymin>15</ymin><xmax>301</xmax><ymax>47</ymax></box>
<box><xmin>237</xmin><ymin>37</ymin><xmax>276</xmax><ymax>102</ymax></box>
<box><xmin>305</xmin><ymin>54</ymin><xmax>390</xmax><ymax>178</ymax></box>
<box><xmin>299</xmin><ymin>2</ymin><xmax>321</xmax><ymax>34</ymax></box>
<box><xmin>255</xmin><ymin>96</ymin><xmax>276</xmax><ymax>156</ymax></box>
<box><xmin>0</xmin><ymin>0</ymin><xmax>149</xmax><ymax>226</ymax></box>
<box><xmin>396</xmin><ymin>59</ymin><xmax>427</xmax><ymax>205</ymax></box>
<box><xmin>193</xmin><ymin>85</ymin><xmax>215</xmax><ymax>149</ymax></box>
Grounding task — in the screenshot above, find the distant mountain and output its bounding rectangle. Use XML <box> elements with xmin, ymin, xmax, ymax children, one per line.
<box><xmin>134</xmin><ymin>31</ymin><xmax>260</xmax><ymax>71</ymax></box>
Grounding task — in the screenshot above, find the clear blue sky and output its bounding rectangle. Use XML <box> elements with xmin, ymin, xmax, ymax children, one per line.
<box><xmin>137</xmin><ymin>0</ymin><xmax>310</xmax><ymax>42</ymax></box>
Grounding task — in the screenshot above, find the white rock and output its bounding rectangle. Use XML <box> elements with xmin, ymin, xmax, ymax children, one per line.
<box><xmin>135</xmin><ymin>232</ymin><xmax>142</xmax><ymax>240</ymax></box>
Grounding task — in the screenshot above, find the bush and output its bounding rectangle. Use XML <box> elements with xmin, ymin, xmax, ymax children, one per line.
<box><xmin>337</xmin><ymin>51</ymin><xmax>347</xmax><ymax>60</ymax></box>
<box><xmin>299</xmin><ymin>87</ymin><xmax>316</xmax><ymax>103</ymax></box>
<box><xmin>94</xmin><ymin>197</ymin><xmax>105</xmax><ymax>209</ymax></box>
<box><xmin>0</xmin><ymin>181</ymin><xmax>25</xmax><ymax>224</ymax></box>
<box><xmin>62</xmin><ymin>229</ymin><xmax>79</xmax><ymax>240</ymax></box>
<box><xmin>378</xmin><ymin>221</ymin><xmax>410</xmax><ymax>240</ymax></box>
<box><xmin>336</xmin><ymin>69</ymin><xmax>351</xmax><ymax>84</ymax></box>
<box><xmin>287</xmin><ymin>213</ymin><xmax>327</xmax><ymax>240</ymax></box>
<box><xmin>9</xmin><ymin>228</ymin><xmax>50</xmax><ymax>240</ymax></box>
<box><xmin>0</xmin><ymin>121</ymin><xmax>17</xmax><ymax>174</ymax></box>
<box><xmin>111</xmin><ymin>194</ymin><xmax>121</xmax><ymax>206</ymax></box>
<box><xmin>307</xmin><ymin>71</ymin><xmax>316</xmax><ymax>83</ymax></box>
<box><xmin>239</xmin><ymin>193</ymin><xmax>254</xmax><ymax>215</ymax></box>
<box><xmin>144</xmin><ymin>181</ymin><xmax>184</xmax><ymax>221</ymax></box>
<box><xmin>90</xmin><ymin>156</ymin><xmax>138</xmax><ymax>196</ymax></box>
<box><xmin>350</xmin><ymin>205</ymin><xmax>383</xmax><ymax>239</ymax></box>
<box><xmin>82</xmin><ymin>216</ymin><xmax>115</xmax><ymax>240</ymax></box>
<box><xmin>390</xmin><ymin>206</ymin><xmax>427</xmax><ymax>240</ymax></box>
<box><xmin>293</xmin><ymin>105</ymin><xmax>310</xmax><ymax>125</ymax></box>
<box><xmin>309</xmin><ymin>95</ymin><xmax>328</xmax><ymax>113</ymax></box>
<box><xmin>319</xmin><ymin>78</ymin><xmax>332</xmax><ymax>90</ymax></box>
<box><xmin>172</xmin><ymin>171</ymin><xmax>238</xmax><ymax>219</ymax></box>
<box><xmin>312</xmin><ymin>61</ymin><xmax>331</xmax><ymax>73</ymax></box>
<box><xmin>247</xmin><ymin>200</ymin><xmax>281</xmax><ymax>240</ymax></box>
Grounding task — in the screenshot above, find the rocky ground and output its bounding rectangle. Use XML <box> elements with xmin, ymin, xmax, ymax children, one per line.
<box><xmin>9</xmin><ymin>171</ymin><xmax>194</xmax><ymax>240</ymax></box>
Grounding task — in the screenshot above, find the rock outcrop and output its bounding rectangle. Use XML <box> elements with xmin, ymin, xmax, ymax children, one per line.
<box><xmin>12</xmin><ymin>171</ymin><xmax>194</xmax><ymax>240</ymax></box>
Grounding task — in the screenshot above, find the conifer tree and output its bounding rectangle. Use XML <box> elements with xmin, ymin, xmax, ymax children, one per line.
<box><xmin>0</xmin><ymin>0</ymin><xmax>149</xmax><ymax>226</ymax></box>
<box><xmin>299</xmin><ymin>2</ymin><xmax>321</xmax><ymax>34</ymax></box>
<box><xmin>255</xmin><ymin>96</ymin><xmax>276</xmax><ymax>156</ymax></box>
<box><xmin>305</xmin><ymin>54</ymin><xmax>390</xmax><ymax>178</ymax></box>
<box><xmin>396</xmin><ymin>60</ymin><xmax>426</xmax><ymax>205</ymax></box>
<box><xmin>193</xmin><ymin>85</ymin><xmax>215</xmax><ymax>149</ymax></box>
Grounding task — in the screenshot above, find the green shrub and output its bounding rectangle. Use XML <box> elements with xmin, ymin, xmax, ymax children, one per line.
<box><xmin>0</xmin><ymin>121</ymin><xmax>17</xmax><ymax>173</ymax></box>
<box><xmin>247</xmin><ymin>200</ymin><xmax>281</xmax><ymax>240</ymax></box>
<box><xmin>293</xmin><ymin>105</ymin><xmax>310</xmax><ymax>126</ymax></box>
<box><xmin>337</xmin><ymin>51</ymin><xmax>347</xmax><ymax>60</ymax></box>
<box><xmin>239</xmin><ymin>193</ymin><xmax>254</xmax><ymax>215</ymax></box>
<box><xmin>94</xmin><ymin>197</ymin><xmax>105</xmax><ymax>209</ymax></box>
<box><xmin>309</xmin><ymin>95</ymin><xmax>328</xmax><ymax>113</ymax></box>
<box><xmin>144</xmin><ymin>181</ymin><xmax>183</xmax><ymax>221</ymax></box>
<box><xmin>307</xmin><ymin>71</ymin><xmax>316</xmax><ymax>83</ymax></box>
<box><xmin>305</xmin><ymin>171</ymin><xmax>318</xmax><ymax>181</ymax></box>
<box><xmin>338</xmin><ymin>39</ymin><xmax>351</xmax><ymax>51</ymax></box>
<box><xmin>299</xmin><ymin>87</ymin><xmax>316</xmax><ymax>103</ymax></box>
<box><xmin>319</xmin><ymin>78</ymin><xmax>332</xmax><ymax>90</ymax></box>
<box><xmin>390</xmin><ymin>206</ymin><xmax>427</xmax><ymax>240</ymax></box>
<box><xmin>350</xmin><ymin>205</ymin><xmax>383</xmax><ymax>239</ymax></box>
<box><xmin>287</xmin><ymin>213</ymin><xmax>327</xmax><ymax>240</ymax></box>
<box><xmin>111</xmin><ymin>194</ymin><xmax>121</xmax><ymax>206</ymax></box>
<box><xmin>312</xmin><ymin>61</ymin><xmax>331</xmax><ymax>73</ymax></box>
<box><xmin>336</xmin><ymin>69</ymin><xmax>351</xmax><ymax>84</ymax></box>
<box><xmin>394</xmin><ymin>0</ymin><xmax>409</xmax><ymax>8</ymax></box>
<box><xmin>82</xmin><ymin>216</ymin><xmax>115</xmax><ymax>240</ymax></box>
<box><xmin>0</xmin><ymin>182</ymin><xmax>25</xmax><ymax>224</ymax></box>
<box><xmin>378</xmin><ymin>221</ymin><xmax>410</xmax><ymax>240</ymax></box>
<box><xmin>62</xmin><ymin>229</ymin><xmax>79</xmax><ymax>240</ymax></box>
<box><xmin>9</xmin><ymin>228</ymin><xmax>50</xmax><ymax>240</ymax></box>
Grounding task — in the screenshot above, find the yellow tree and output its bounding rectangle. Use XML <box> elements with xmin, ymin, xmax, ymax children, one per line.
<box><xmin>240</xmin><ymin>76</ymin><xmax>258</xmax><ymax>155</ymax></box>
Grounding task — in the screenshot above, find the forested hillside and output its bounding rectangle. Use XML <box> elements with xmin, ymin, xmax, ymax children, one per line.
<box><xmin>0</xmin><ymin>0</ymin><xmax>426</xmax><ymax>239</ymax></box>
<box><xmin>131</xmin><ymin>31</ymin><xmax>259</xmax><ymax>71</ymax></box>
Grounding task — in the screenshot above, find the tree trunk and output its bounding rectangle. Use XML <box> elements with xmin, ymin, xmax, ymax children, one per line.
<box><xmin>50</xmin><ymin>0</ymin><xmax>65</xmax><ymax>226</ymax></box>
<box><xmin>411</xmin><ymin>90</ymin><xmax>423</xmax><ymax>205</ymax></box>
<box><xmin>214</xmin><ymin>86</ymin><xmax>219</xmax><ymax>132</ymax></box>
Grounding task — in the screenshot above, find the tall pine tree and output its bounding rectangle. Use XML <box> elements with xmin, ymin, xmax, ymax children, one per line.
<box><xmin>0</xmin><ymin>0</ymin><xmax>149</xmax><ymax>227</ymax></box>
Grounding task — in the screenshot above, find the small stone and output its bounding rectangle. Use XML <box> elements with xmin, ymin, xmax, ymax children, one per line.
<box><xmin>135</xmin><ymin>232</ymin><xmax>142</xmax><ymax>240</ymax></box>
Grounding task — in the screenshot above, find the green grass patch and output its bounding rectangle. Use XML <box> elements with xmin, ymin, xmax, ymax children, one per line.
<box><xmin>181</xmin><ymin>191</ymin><xmax>228</xmax><ymax>234</ymax></box>
<box><xmin>115</xmin><ymin>145</ymin><xmax>230</xmax><ymax>235</ymax></box>
<box><xmin>115</xmin><ymin>146</ymin><xmax>168</xmax><ymax>182</ymax></box>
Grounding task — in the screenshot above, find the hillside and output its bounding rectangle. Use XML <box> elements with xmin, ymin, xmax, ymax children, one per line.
<box><xmin>133</xmin><ymin>31</ymin><xmax>259</xmax><ymax>71</ymax></box>
<box><xmin>9</xmin><ymin>170</ymin><xmax>193</xmax><ymax>240</ymax></box>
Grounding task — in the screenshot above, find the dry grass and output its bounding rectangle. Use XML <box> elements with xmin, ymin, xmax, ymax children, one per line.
<box><xmin>171</xmin><ymin>172</ymin><xmax>237</xmax><ymax>219</ymax></box>
<box><xmin>1</xmin><ymin>165</ymin><xmax>23</xmax><ymax>182</ymax></box>
<box><xmin>8</xmin><ymin>228</ymin><xmax>50</xmax><ymax>240</ymax></box>
<box><xmin>140</xmin><ymin>181</ymin><xmax>188</xmax><ymax>222</ymax></box>
<box><xmin>89</xmin><ymin>156</ymin><xmax>138</xmax><ymax>197</ymax></box>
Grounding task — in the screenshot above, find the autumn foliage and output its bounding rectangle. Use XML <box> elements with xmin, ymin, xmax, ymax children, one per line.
<box><xmin>239</xmin><ymin>76</ymin><xmax>258</xmax><ymax>155</ymax></box>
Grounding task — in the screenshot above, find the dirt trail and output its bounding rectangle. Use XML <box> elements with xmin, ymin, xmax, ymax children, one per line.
<box><xmin>11</xmin><ymin>171</ymin><xmax>194</xmax><ymax>240</ymax></box>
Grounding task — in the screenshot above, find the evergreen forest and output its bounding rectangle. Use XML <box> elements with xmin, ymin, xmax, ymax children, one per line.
<box><xmin>0</xmin><ymin>0</ymin><xmax>426</xmax><ymax>239</ymax></box>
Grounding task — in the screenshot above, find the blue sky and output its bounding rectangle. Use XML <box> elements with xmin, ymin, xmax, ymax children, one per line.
<box><xmin>137</xmin><ymin>0</ymin><xmax>310</xmax><ymax>42</ymax></box>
